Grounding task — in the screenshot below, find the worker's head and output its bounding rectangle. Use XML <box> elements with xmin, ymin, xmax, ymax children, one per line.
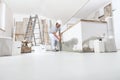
<box><xmin>56</xmin><ymin>20</ymin><xmax>62</xmax><ymax>28</ymax></box>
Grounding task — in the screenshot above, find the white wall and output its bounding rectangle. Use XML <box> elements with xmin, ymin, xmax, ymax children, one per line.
<box><xmin>62</xmin><ymin>22</ymin><xmax>82</xmax><ymax>52</ymax></box>
<box><xmin>81</xmin><ymin>21</ymin><xmax>107</xmax><ymax>41</ymax></box>
<box><xmin>85</xmin><ymin>1</ymin><xmax>118</xmax><ymax>51</ymax></box>
<box><xmin>62</xmin><ymin>20</ymin><xmax>107</xmax><ymax>52</ymax></box>
<box><xmin>0</xmin><ymin>2</ymin><xmax>5</xmax><ymax>30</ymax></box>
<box><xmin>0</xmin><ymin>1</ymin><xmax>13</xmax><ymax>56</ymax></box>
<box><xmin>13</xmin><ymin>14</ymin><xmax>30</xmax><ymax>22</ymax></box>
<box><xmin>86</xmin><ymin>2</ymin><xmax>111</xmax><ymax>20</ymax></box>
<box><xmin>0</xmin><ymin>1</ymin><xmax>13</xmax><ymax>38</ymax></box>
<box><xmin>112</xmin><ymin>0</ymin><xmax>120</xmax><ymax>49</ymax></box>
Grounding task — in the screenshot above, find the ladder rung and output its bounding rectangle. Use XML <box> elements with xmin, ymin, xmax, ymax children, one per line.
<box><xmin>24</xmin><ymin>37</ymin><xmax>30</xmax><ymax>38</ymax></box>
<box><xmin>25</xmin><ymin>35</ymin><xmax>32</xmax><ymax>36</ymax></box>
<box><xmin>27</xmin><ymin>30</ymin><xmax>33</xmax><ymax>32</ymax></box>
<box><xmin>26</xmin><ymin>35</ymin><xmax>31</xmax><ymax>37</ymax></box>
<box><xmin>26</xmin><ymin>32</ymin><xmax>33</xmax><ymax>33</ymax></box>
<box><xmin>31</xmin><ymin>17</ymin><xmax>36</xmax><ymax>18</ymax></box>
<box><xmin>35</xmin><ymin>38</ymin><xmax>41</xmax><ymax>39</ymax></box>
<box><xmin>34</xmin><ymin>33</ymin><xmax>40</xmax><ymax>34</ymax></box>
<box><xmin>34</xmin><ymin>28</ymin><xmax>40</xmax><ymax>29</ymax></box>
<box><xmin>28</xmin><ymin>21</ymin><xmax>34</xmax><ymax>23</ymax></box>
<box><xmin>28</xmin><ymin>28</ymin><xmax>33</xmax><ymax>29</ymax></box>
<box><xmin>26</xmin><ymin>33</ymin><xmax>32</xmax><ymax>35</ymax></box>
<box><xmin>27</xmin><ymin>29</ymin><xmax>33</xmax><ymax>30</ymax></box>
<box><xmin>26</xmin><ymin>31</ymin><xmax>33</xmax><ymax>32</ymax></box>
<box><xmin>25</xmin><ymin>35</ymin><xmax>32</xmax><ymax>37</ymax></box>
<box><xmin>25</xmin><ymin>34</ymin><xmax>33</xmax><ymax>35</ymax></box>
<box><xmin>28</xmin><ymin>26</ymin><xmax>33</xmax><ymax>27</ymax></box>
<box><xmin>27</xmin><ymin>27</ymin><xmax>33</xmax><ymax>28</ymax></box>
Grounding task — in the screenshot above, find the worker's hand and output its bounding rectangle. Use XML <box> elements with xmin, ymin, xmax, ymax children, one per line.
<box><xmin>58</xmin><ymin>36</ymin><xmax>61</xmax><ymax>41</ymax></box>
<box><xmin>60</xmin><ymin>33</ymin><xmax>63</xmax><ymax>36</ymax></box>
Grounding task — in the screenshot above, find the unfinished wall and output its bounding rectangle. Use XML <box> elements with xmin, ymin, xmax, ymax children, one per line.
<box><xmin>62</xmin><ymin>22</ymin><xmax>82</xmax><ymax>52</ymax></box>
<box><xmin>62</xmin><ymin>20</ymin><xmax>108</xmax><ymax>52</ymax></box>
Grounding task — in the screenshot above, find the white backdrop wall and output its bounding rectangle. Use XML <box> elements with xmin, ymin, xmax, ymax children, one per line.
<box><xmin>0</xmin><ymin>1</ymin><xmax>13</xmax><ymax>37</ymax></box>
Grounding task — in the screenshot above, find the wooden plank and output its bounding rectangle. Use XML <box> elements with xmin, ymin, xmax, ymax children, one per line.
<box><xmin>80</xmin><ymin>19</ymin><xmax>107</xmax><ymax>23</ymax></box>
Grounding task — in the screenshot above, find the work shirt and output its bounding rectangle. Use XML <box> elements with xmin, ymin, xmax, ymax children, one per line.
<box><xmin>49</xmin><ymin>26</ymin><xmax>60</xmax><ymax>34</ymax></box>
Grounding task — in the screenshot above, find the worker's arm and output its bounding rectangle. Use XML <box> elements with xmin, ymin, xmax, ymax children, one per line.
<box><xmin>60</xmin><ymin>32</ymin><xmax>63</xmax><ymax>36</ymax></box>
<box><xmin>53</xmin><ymin>32</ymin><xmax>61</xmax><ymax>41</ymax></box>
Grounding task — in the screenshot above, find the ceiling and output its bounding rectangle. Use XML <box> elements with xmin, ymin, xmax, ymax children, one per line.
<box><xmin>4</xmin><ymin>0</ymin><xmax>89</xmax><ymax>23</ymax></box>
<box><xmin>4</xmin><ymin>0</ymin><xmax>111</xmax><ymax>24</ymax></box>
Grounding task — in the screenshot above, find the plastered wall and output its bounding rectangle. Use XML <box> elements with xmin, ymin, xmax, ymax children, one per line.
<box><xmin>0</xmin><ymin>2</ymin><xmax>13</xmax><ymax>38</ymax></box>
<box><xmin>62</xmin><ymin>20</ymin><xmax>107</xmax><ymax>52</ymax></box>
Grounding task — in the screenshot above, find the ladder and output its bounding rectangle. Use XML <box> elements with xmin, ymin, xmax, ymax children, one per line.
<box><xmin>24</xmin><ymin>15</ymin><xmax>42</xmax><ymax>46</ymax></box>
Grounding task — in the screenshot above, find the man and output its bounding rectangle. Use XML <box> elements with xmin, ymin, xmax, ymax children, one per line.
<box><xmin>49</xmin><ymin>20</ymin><xmax>62</xmax><ymax>51</ymax></box>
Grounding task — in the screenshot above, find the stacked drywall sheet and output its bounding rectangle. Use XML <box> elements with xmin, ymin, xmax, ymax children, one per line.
<box><xmin>15</xmin><ymin>18</ymin><xmax>28</xmax><ymax>41</ymax></box>
<box><xmin>15</xmin><ymin>22</ymin><xmax>24</xmax><ymax>41</ymax></box>
<box><xmin>62</xmin><ymin>19</ymin><xmax>107</xmax><ymax>52</ymax></box>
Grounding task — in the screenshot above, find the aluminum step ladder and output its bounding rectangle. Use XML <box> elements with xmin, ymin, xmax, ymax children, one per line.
<box><xmin>24</xmin><ymin>15</ymin><xmax>42</xmax><ymax>46</ymax></box>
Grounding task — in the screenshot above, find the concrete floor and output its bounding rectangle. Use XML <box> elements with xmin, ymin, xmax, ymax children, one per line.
<box><xmin>0</xmin><ymin>46</ymin><xmax>120</xmax><ymax>80</ymax></box>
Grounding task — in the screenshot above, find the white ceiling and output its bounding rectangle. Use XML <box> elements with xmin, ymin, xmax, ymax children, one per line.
<box><xmin>4</xmin><ymin>0</ymin><xmax>88</xmax><ymax>23</ymax></box>
<box><xmin>4</xmin><ymin>0</ymin><xmax>111</xmax><ymax>24</ymax></box>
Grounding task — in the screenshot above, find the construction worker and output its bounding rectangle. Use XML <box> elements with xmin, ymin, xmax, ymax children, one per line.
<box><xmin>49</xmin><ymin>20</ymin><xmax>62</xmax><ymax>51</ymax></box>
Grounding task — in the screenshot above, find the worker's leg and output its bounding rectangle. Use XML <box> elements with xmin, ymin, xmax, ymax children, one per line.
<box><xmin>55</xmin><ymin>40</ymin><xmax>59</xmax><ymax>49</ymax></box>
<box><xmin>49</xmin><ymin>34</ymin><xmax>58</xmax><ymax>50</ymax></box>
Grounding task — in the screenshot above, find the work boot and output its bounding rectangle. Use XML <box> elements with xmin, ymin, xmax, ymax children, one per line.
<box><xmin>52</xmin><ymin>49</ymin><xmax>59</xmax><ymax>52</ymax></box>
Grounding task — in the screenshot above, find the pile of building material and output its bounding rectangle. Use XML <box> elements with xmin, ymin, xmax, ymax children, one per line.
<box><xmin>21</xmin><ymin>40</ymin><xmax>32</xmax><ymax>53</ymax></box>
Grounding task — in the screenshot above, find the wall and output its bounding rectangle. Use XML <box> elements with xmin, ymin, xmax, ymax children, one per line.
<box><xmin>112</xmin><ymin>0</ymin><xmax>120</xmax><ymax>49</ymax></box>
<box><xmin>86</xmin><ymin>2</ymin><xmax>112</xmax><ymax>20</ymax></box>
<box><xmin>86</xmin><ymin>1</ymin><xmax>117</xmax><ymax>51</ymax></box>
<box><xmin>0</xmin><ymin>1</ymin><xmax>13</xmax><ymax>38</ymax></box>
<box><xmin>62</xmin><ymin>22</ymin><xmax>82</xmax><ymax>52</ymax></box>
<box><xmin>0</xmin><ymin>1</ymin><xmax>13</xmax><ymax>56</ymax></box>
<box><xmin>81</xmin><ymin>21</ymin><xmax>107</xmax><ymax>41</ymax></box>
<box><xmin>62</xmin><ymin>20</ymin><xmax>107</xmax><ymax>52</ymax></box>
<box><xmin>0</xmin><ymin>2</ymin><xmax>5</xmax><ymax>30</ymax></box>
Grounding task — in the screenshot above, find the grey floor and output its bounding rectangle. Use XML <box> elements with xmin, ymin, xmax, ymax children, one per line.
<box><xmin>0</xmin><ymin>46</ymin><xmax>120</xmax><ymax>80</ymax></box>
